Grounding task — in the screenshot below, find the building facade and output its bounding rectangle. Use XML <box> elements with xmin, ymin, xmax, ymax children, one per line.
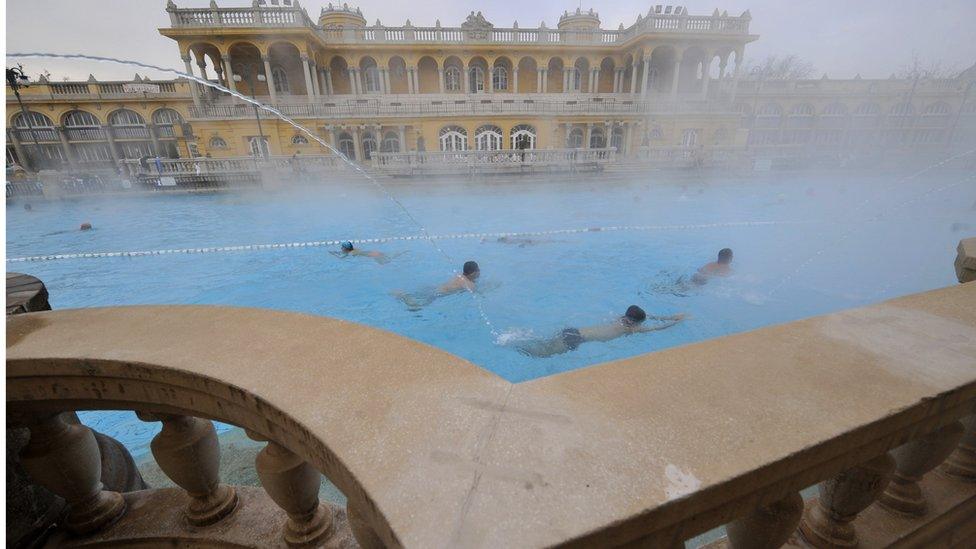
<box><xmin>6</xmin><ymin>2</ymin><xmax>976</xmax><ymax>173</ymax></box>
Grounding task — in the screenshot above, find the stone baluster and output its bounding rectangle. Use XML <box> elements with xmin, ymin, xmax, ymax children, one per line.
<box><xmin>799</xmin><ymin>453</ymin><xmax>894</xmax><ymax>547</ymax></box>
<box><xmin>347</xmin><ymin>497</ymin><xmax>385</xmax><ymax>549</ymax></box>
<box><xmin>942</xmin><ymin>414</ymin><xmax>976</xmax><ymax>481</ymax></box>
<box><xmin>19</xmin><ymin>412</ymin><xmax>126</xmax><ymax>534</ymax></box>
<box><xmin>727</xmin><ymin>492</ymin><xmax>803</xmax><ymax>549</ymax></box>
<box><xmin>879</xmin><ymin>421</ymin><xmax>965</xmax><ymax>516</ymax></box>
<box><xmin>247</xmin><ymin>431</ymin><xmax>335</xmax><ymax>546</ymax></box>
<box><xmin>137</xmin><ymin>413</ymin><xmax>238</xmax><ymax>525</ymax></box>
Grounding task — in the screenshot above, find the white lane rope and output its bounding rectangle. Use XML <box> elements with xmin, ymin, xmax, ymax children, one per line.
<box><xmin>7</xmin><ymin>220</ymin><xmax>805</xmax><ymax>263</ymax></box>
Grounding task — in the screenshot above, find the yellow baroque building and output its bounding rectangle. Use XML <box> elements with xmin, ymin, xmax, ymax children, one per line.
<box><xmin>6</xmin><ymin>1</ymin><xmax>976</xmax><ymax>173</ymax></box>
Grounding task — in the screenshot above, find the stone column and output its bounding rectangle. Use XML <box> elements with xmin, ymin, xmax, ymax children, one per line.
<box><xmin>19</xmin><ymin>413</ymin><xmax>126</xmax><ymax>535</ymax></box>
<box><xmin>57</xmin><ymin>126</ymin><xmax>77</xmax><ymax>168</ymax></box>
<box><xmin>398</xmin><ymin>125</ymin><xmax>407</xmax><ymax>152</ymax></box>
<box><xmin>462</xmin><ymin>67</ymin><xmax>470</xmax><ymax>94</ymax></box>
<box><xmin>301</xmin><ymin>55</ymin><xmax>315</xmax><ymax>98</ymax></box>
<box><xmin>182</xmin><ymin>56</ymin><xmax>202</xmax><ymax>107</ymax></box>
<box><xmin>317</xmin><ymin>69</ymin><xmax>327</xmax><ymax>96</ymax></box>
<box><xmin>248</xmin><ymin>432</ymin><xmax>334</xmax><ymax>546</ymax></box>
<box><xmin>536</xmin><ymin>69</ymin><xmax>543</xmax><ymax>93</ymax></box>
<box><xmin>729</xmin><ymin>55</ymin><xmax>742</xmax><ymax>103</ymax></box>
<box><xmin>102</xmin><ymin>125</ymin><xmax>121</xmax><ymax>164</ymax></box>
<box><xmin>512</xmin><ymin>67</ymin><xmax>519</xmax><ymax>93</ymax></box>
<box><xmin>718</xmin><ymin>60</ymin><xmax>727</xmax><ymax>88</ymax></box>
<box><xmin>670</xmin><ymin>59</ymin><xmax>681</xmax><ymax>100</ymax></box>
<box><xmin>564</xmin><ymin>123</ymin><xmax>572</xmax><ymax>147</ymax></box>
<box><xmin>701</xmin><ymin>57</ymin><xmax>713</xmax><ymax>99</ymax></box>
<box><xmin>438</xmin><ymin>67</ymin><xmax>445</xmax><ymax>93</ymax></box>
<box><xmin>880</xmin><ymin>421</ymin><xmax>965</xmax><ymax>516</ymax></box>
<box><xmin>727</xmin><ymin>492</ymin><xmax>804</xmax><ymax>549</ymax></box>
<box><xmin>800</xmin><ymin>453</ymin><xmax>894</xmax><ymax>548</ymax></box>
<box><xmin>630</xmin><ymin>62</ymin><xmax>639</xmax><ymax>94</ymax></box>
<box><xmin>591</xmin><ymin>68</ymin><xmax>599</xmax><ymax>93</ymax></box>
<box><xmin>351</xmin><ymin>126</ymin><xmax>363</xmax><ymax>162</ymax></box>
<box><xmin>562</xmin><ymin>68</ymin><xmax>570</xmax><ymax>92</ymax></box>
<box><xmin>488</xmin><ymin>68</ymin><xmax>494</xmax><ymax>93</ymax></box>
<box><xmin>407</xmin><ymin>68</ymin><xmax>415</xmax><ymax>94</ymax></box>
<box><xmin>584</xmin><ymin>123</ymin><xmax>593</xmax><ymax>149</ymax></box>
<box><xmin>262</xmin><ymin>56</ymin><xmax>278</xmax><ymax>103</ymax></box>
<box><xmin>325</xmin><ymin>69</ymin><xmax>334</xmax><ymax>95</ymax></box>
<box><xmin>310</xmin><ymin>62</ymin><xmax>321</xmax><ymax>96</ymax></box>
<box><xmin>349</xmin><ymin>69</ymin><xmax>360</xmax><ymax>95</ymax></box>
<box><xmin>222</xmin><ymin>54</ymin><xmax>236</xmax><ymax>92</ymax></box>
<box><xmin>612</xmin><ymin>69</ymin><xmax>620</xmax><ymax>93</ymax></box>
<box><xmin>542</xmin><ymin>69</ymin><xmax>549</xmax><ymax>93</ymax></box>
<box><xmin>148</xmin><ymin>124</ymin><xmax>162</xmax><ymax>156</ymax></box>
<box><xmin>641</xmin><ymin>58</ymin><xmax>652</xmax><ymax>98</ymax></box>
<box><xmin>138</xmin><ymin>413</ymin><xmax>238</xmax><ymax>526</ymax></box>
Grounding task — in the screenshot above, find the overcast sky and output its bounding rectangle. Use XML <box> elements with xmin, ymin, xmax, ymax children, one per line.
<box><xmin>6</xmin><ymin>0</ymin><xmax>975</xmax><ymax>82</ymax></box>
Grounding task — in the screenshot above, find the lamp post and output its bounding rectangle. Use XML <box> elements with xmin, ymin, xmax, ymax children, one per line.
<box><xmin>233</xmin><ymin>64</ymin><xmax>269</xmax><ymax>160</ymax></box>
<box><xmin>6</xmin><ymin>64</ymin><xmax>43</xmax><ymax>171</ymax></box>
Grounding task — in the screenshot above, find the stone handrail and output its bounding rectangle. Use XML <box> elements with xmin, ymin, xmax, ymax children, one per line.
<box><xmin>117</xmin><ymin>154</ymin><xmax>344</xmax><ymax>176</ymax></box>
<box><xmin>188</xmin><ymin>94</ymin><xmax>727</xmax><ymax>120</ymax></box>
<box><xmin>7</xmin><ymin>277</ymin><xmax>976</xmax><ymax>546</ymax></box>
<box><xmin>371</xmin><ymin>147</ymin><xmax>616</xmax><ymax>172</ymax></box>
<box><xmin>166</xmin><ymin>4</ymin><xmax>750</xmax><ymax>41</ymax></box>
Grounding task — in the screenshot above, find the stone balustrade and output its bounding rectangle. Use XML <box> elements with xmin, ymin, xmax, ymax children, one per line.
<box><xmin>372</xmin><ymin>147</ymin><xmax>616</xmax><ymax>175</ymax></box>
<box><xmin>118</xmin><ymin>154</ymin><xmax>345</xmax><ymax>177</ymax></box>
<box><xmin>166</xmin><ymin>3</ymin><xmax>751</xmax><ymax>41</ymax></box>
<box><xmin>187</xmin><ymin>93</ymin><xmax>725</xmax><ymax>121</ymax></box>
<box><xmin>7</xmin><ymin>242</ymin><xmax>976</xmax><ymax>547</ymax></box>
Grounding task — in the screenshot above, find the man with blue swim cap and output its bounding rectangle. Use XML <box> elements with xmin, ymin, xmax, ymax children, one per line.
<box><xmin>331</xmin><ymin>241</ymin><xmax>390</xmax><ymax>264</ymax></box>
<box><xmin>515</xmin><ymin>305</ymin><xmax>686</xmax><ymax>358</ymax></box>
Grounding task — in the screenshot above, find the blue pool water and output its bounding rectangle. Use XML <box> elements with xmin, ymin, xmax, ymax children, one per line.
<box><xmin>7</xmin><ymin>171</ymin><xmax>975</xmax><ymax>455</ymax></box>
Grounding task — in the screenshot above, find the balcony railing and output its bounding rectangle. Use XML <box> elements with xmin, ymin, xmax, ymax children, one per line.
<box><xmin>372</xmin><ymin>147</ymin><xmax>616</xmax><ymax>174</ymax></box>
<box><xmin>63</xmin><ymin>127</ymin><xmax>106</xmax><ymax>141</ymax></box>
<box><xmin>117</xmin><ymin>154</ymin><xmax>344</xmax><ymax>177</ymax></box>
<box><xmin>13</xmin><ymin>128</ymin><xmax>60</xmax><ymax>142</ymax></box>
<box><xmin>111</xmin><ymin>126</ymin><xmax>151</xmax><ymax>140</ymax></box>
<box><xmin>166</xmin><ymin>4</ymin><xmax>751</xmax><ymax>43</ymax></box>
<box><xmin>189</xmin><ymin>94</ymin><xmax>726</xmax><ymax>120</ymax></box>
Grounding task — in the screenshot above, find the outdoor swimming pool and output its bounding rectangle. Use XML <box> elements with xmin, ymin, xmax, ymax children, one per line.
<box><xmin>7</xmin><ymin>171</ymin><xmax>974</xmax><ymax>454</ymax></box>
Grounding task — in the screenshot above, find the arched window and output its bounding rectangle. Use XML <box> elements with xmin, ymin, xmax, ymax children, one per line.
<box><xmin>362</xmin><ymin>60</ymin><xmax>381</xmax><ymax>93</ymax></box>
<box><xmin>789</xmin><ymin>104</ymin><xmax>815</xmax><ymax>117</ymax></box>
<box><xmin>567</xmin><ymin>127</ymin><xmax>584</xmax><ymax>148</ymax></box>
<box><xmin>889</xmin><ymin>102</ymin><xmax>914</xmax><ymax>116</ymax></box>
<box><xmin>681</xmin><ymin>128</ymin><xmax>699</xmax><ymax>147</ymax></box>
<box><xmin>510</xmin><ymin>124</ymin><xmax>536</xmax><ymax>150</ymax></box>
<box><xmin>152</xmin><ymin>108</ymin><xmax>184</xmax><ymax>125</ymax></box>
<box><xmin>475</xmin><ymin>125</ymin><xmax>503</xmax><ymax>151</ymax></box>
<box><xmin>13</xmin><ymin>111</ymin><xmax>55</xmax><ymax>128</ymax></box>
<box><xmin>63</xmin><ymin>110</ymin><xmax>101</xmax><ymax>128</ymax></box>
<box><xmin>292</xmin><ymin>134</ymin><xmax>309</xmax><ymax>145</ymax></box>
<box><xmin>756</xmin><ymin>103</ymin><xmax>783</xmax><ymax>117</ymax></box>
<box><xmin>381</xmin><ymin>131</ymin><xmax>400</xmax><ymax>153</ymax></box>
<box><xmin>361</xmin><ymin>132</ymin><xmax>377</xmax><ymax>159</ymax></box>
<box><xmin>568</xmin><ymin>68</ymin><xmax>582</xmax><ymax>92</ymax></box>
<box><xmin>272</xmin><ymin>66</ymin><xmax>290</xmax><ymax>94</ymax></box>
<box><xmin>118</xmin><ymin>142</ymin><xmax>153</xmax><ymax>159</ymax></box>
<box><xmin>589</xmin><ymin>127</ymin><xmax>606</xmax><ymax>148</ymax></box>
<box><xmin>924</xmin><ymin>102</ymin><xmax>951</xmax><ymax>115</ymax></box>
<box><xmin>611</xmin><ymin>126</ymin><xmax>625</xmax><ymax>150</ymax></box>
<box><xmin>854</xmin><ymin>103</ymin><xmax>880</xmax><ymax>116</ymax></box>
<box><xmin>469</xmin><ymin>66</ymin><xmax>485</xmax><ymax>93</ymax></box>
<box><xmin>822</xmin><ymin>103</ymin><xmax>849</xmax><ymax>116</ymax></box>
<box><xmin>248</xmin><ymin>136</ymin><xmax>270</xmax><ymax>157</ymax></box>
<box><xmin>109</xmin><ymin>109</ymin><xmax>149</xmax><ymax>139</ymax></box>
<box><xmin>492</xmin><ymin>67</ymin><xmax>508</xmax><ymax>91</ymax></box>
<box><xmin>445</xmin><ymin>67</ymin><xmax>461</xmax><ymax>92</ymax></box>
<box><xmin>209</xmin><ymin>136</ymin><xmax>228</xmax><ymax>149</ymax></box>
<box><xmin>337</xmin><ymin>132</ymin><xmax>355</xmax><ymax>159</ymax></box>
<box><xmin>439</xmin><ymin>125</ymin><xmax>468</xmax><ymax>151</ymax></box>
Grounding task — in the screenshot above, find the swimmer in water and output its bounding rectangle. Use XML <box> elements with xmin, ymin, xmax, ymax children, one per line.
<box><xmin>516</xmin><ymin>306</ymin><xmax>686</xmax><ymax>358</ymax></box>
<box><xmin>691</xmin><ymin>248</ymin><xmax>733</xmax><ymax>285</ymax></box>
<box><xmin>485</xmin><ymin>236</ymin><xmax>553</xmax><ymax>247</ymax></box>
<box><xmin>395</xmin><ymin>261</ymin><xmax>480</xmax><ymax>310</ymax></box>
<box><xmin>23</xmin><ymin>203</ymin><xmax>32</xmax><ymax>211</ymax></box>
<box><xmin>80</xmin><ymin>222</ymin><xmax>93</xmax><ymax>231</ymax></box>
<box><xmin>331</xmin><ymin>241</ymin><xmax>390</xmax><ymax>264</ymax></box>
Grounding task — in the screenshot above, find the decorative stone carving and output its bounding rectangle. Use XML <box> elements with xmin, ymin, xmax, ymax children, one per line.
<box><xmin>249</xmin><ymin>432</ymin><xmax>334</xmax><ymax>546</ymax></box>
<box><xmin>879</xmin><ymin>421</ymin><xmax>965</xmax><ymax>516</ymax></box>
<box><xmin>941</xmin><ymin>414</ymin><xmax>976</xmax><ymax>481</ymax></box>
<box><xmin>462</xmin><ymin>10</ymin><xmax>493</xmax><ymax>39</ymax></box>
<box><xmin>726</xmin><ymin>492</ymin><xmax>803</xmax><ymax>549</ymax></box>
<box><xmin>19</xmin><ymin>413</ymin><xmax>126</xmax><ymax>535</ymax></box>
<box><xmin>139</xmin><ymin>413</ymin><xmax>238</xmax><ymax>526</ymax></box>
<box><xmin>799</xmin><ymin>453</ymin><xmax>894</xmax><ymax>547</ymax></box>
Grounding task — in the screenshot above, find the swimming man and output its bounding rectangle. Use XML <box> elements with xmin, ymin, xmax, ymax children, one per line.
<box><xmin>691</xmin><ymin>248</ymin><xmax>733</xmax><ymax>285</ymax></box>
<box><xmin>516</xmin><ymin>305</ymin><xmax>686</xmax><ymax>358</ymax></box>
<box><xmin>331</xmin><ymin>241</ymin><xmax>390</xmax><ymax>264</ymax></box>
<box><xmin>396</xmin><ymin>261</ymin><xmax>480</xmax><ymax>310</ymax></box>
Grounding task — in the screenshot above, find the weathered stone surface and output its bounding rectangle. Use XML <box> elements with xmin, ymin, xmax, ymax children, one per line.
<box><xmin>7</xmin><ymin>282</ymin><xmax>976</xmax><ymax>548</ymax></box>
<box><xmin>956</xmin><ymin>237</ymin><xmax>976</xmax><ymax>283</ymax></box>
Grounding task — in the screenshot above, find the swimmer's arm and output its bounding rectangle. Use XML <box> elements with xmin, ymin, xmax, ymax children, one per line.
<box><xmin>328</xmin><ymin>251</ymin><xmax>347</xmax><ymax>258</ymax></box>
<box><xmin>648</xmin><ymin>313</ymin><xmax>687</xmax><ymax>322</ymax></box>
<box><xmin>635</xmin><ymin>319</ymin><xmax>684</xmax><ymax>333</ymax></box>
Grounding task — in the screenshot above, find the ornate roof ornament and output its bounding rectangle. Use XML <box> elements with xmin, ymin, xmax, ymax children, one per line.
<box><xmin>87</xmin><ymin>74</ymin><xmax>97</xmax><ymax>82</ymax></box>
<box><xmin>209</xmin><ymin>0</ymin><xmax>218</xmax><ymax>9</ymax></box>
<box><xmin>461</xmin><ymin>11</ymin><xmax>493</xmax><ymax>30</ymax></box>
<box><xmin>166</xmin><ymin>0</ymin><xmax>177</xmax><ymax>10</ymax></box>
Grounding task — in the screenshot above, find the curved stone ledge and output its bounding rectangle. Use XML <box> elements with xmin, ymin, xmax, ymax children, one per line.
<box><xmin>7</xmin><ymin>283</ymin><xmax>976</xmax><ymax>548</ymax></box>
